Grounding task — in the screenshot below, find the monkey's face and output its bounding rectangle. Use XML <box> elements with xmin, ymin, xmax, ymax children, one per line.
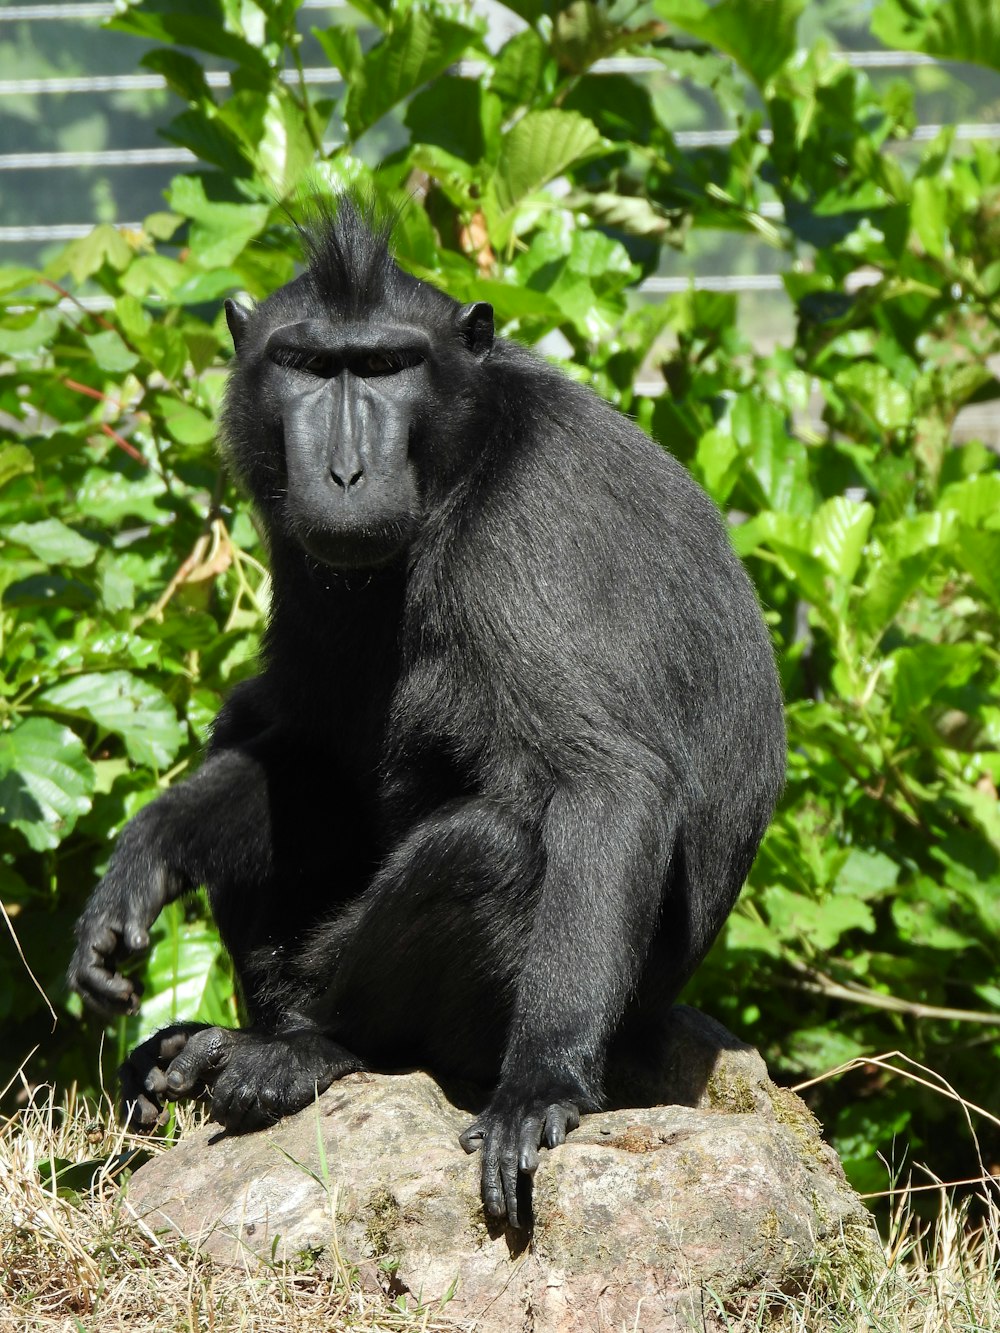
<box><xmin>224</xmin><ymin>296</ymin><xmax>495</xmax><ymax>572</ymax></box>
<box><xmin>263</xmin><ymin>318</ymin><xmax>430</xmax><ymax>569</ymax></box>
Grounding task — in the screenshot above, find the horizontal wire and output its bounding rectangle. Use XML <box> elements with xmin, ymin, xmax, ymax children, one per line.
<box><xmin>0</xmin><ymin>49</ymin><xmax>965</xmax><ymax>93</ymax></box>
<box><xmin>0</xmin><ymin>201</ymin><xmax>788</xmax><ymax>243</ymax></box>
<box><xmin>0</xmin><ymin>67</ymin><xmax>345</xmax><ymax>95</ymax></box>
<box><xmin>0</xmin><ymin>0</ymin><xmax>341</xmax><ymax>19</ymax></box>
<box><xmin>3</xmin><ymin>121</ymin><xmax>997</xmax><ymax>172</ymax></box>
<box><xmin>18</xmin><ymin>267</ymin><xmax>882</xmax><ymax>311</ymax></box>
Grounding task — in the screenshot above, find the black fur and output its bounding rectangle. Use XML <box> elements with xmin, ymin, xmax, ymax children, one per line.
<box><xmin>68</xmin><ymin>197</ymin><xmax>785</xmax><ymax>1228</ymax></box>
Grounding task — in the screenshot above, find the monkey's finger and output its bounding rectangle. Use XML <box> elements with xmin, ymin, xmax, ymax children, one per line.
<box><xmin>542</xmin><ymin>1103</ymin><xmax>580</xmax><ymax>1149</ymax></box>
<box><xmin>143</xmin><ymin>1065</ymin><xmax>169</xmax><ymax>1096</ymax></box>
<box><xmin>459</xmin><ymin>1121</ymin><xmax>486</xmax><ymax>1153</ymax></box>
<box><xmin>500</xmin><ymin>1148</ymin><xmax>521</xmax><ymax>1229</ymax></box>
<box><xmin>480</xmin><ymin>1139</ymin><xmax>506</xmax><ymax>1219</ymax></box>
<box><xmin>158</xmin><ymin>1027</ymin><xmax>198</xmax><ymax>1062</ymax></box>
<box><xmin>164</xmin><ymin>1029</ymin><xmax>228</xmax><ymax>1097</ymax></box>
<box><xmin>118</xmin><ymin>1065</ymin><xmax>163</xmax><ymax>1131</ymax></box>
<box><xmin>123</xmin><ymin>922</ymin><xmax>151</xmax><ymax>953</ymax></box>
<box><xmin>121</xmin><ymin>1090</ymin><xmax>162</xmax><ymax>1131</ymax></box>
<box><xmin>517</xmin><ymin>1115</ymin><xmax>543</xmax><ymax>1174</ymax></box>
<box><xmin>73</xmin><ymin>961</ymin><xmax>142</xmax><ymax>1016</ymax></box>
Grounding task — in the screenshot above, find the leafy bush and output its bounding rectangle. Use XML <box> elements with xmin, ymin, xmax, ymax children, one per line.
<box><xmin>1</xmin><ymin>0</ymin><xmax>997</xmax><ymax>1199</ymax></box>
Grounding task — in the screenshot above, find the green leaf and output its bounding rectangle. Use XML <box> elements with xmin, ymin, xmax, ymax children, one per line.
<box><xmin>99</xmin><ymin>556</ymin><xmax>136</xmax><ymax>614</ymax></box>
<box><xmin>811</xmin><ymin>496</ymin><xmax>874</xmax><ymax>584</ymax></box>
<box><xmin>130</xmin><ymin>910</ymin><xmax>234</xmax><ymax>1041</ymax></box>
<box><xmin>0</xmin><ymin>718</ymin><xmax>94</xmax><ymax>851</ymax></box>
<box><xmin>74</xmin><ymin>468</ymin><xmax>168</xmax><ymax>526</ymax></box>
<box><xmin>485</xmin><ymin>110</ymin><xmax>605</xmax><ymax>245</ymax></box>
<box><xmin>695</xmin><ymin>428</ymin><xmax>742</xmax><ymax>503</ymax></box>
<box><xmin>834</xmin><ymin>848</ymin><xmax>900</xmax><ymax>901</ymax></box>
<box><xmin>0</xmin><ymin>266</ymin><xmax>39</xmax><ymax>299</ymax></box>
<box><xmin>891</xmin><ymin>877</ymin><xmax>982</xmax><ymax>951</ymax></box>
<box><xmin>0</xmin><ymin>445</ymin><xmax>34</xmax><ymax>492</ymax></box>
<box><xmin>2</xmin><ymin>519</ymin><xmax>99</xmax><ymax>568</ymax></box>
<box><xmin>552</xmin><ymin>0</ymin><xmax>645</xmax><ymax>72</ymax></box>
<box><xmin>834</xmin><ymin>362</ymin><xmax>911</xmax><ymax>433</ymax></box>
<box><xmin>109</xmin><ymin>2</ymin><xmax>272</xmax><ymax>79</ymax></box>
<box><xmin>405</xmin><ymin>78</ymin><xmax>498</xmax><ymax>167</ymax></box>
<box><xmin>167</xmin><ymin>177</ymin><xmax>270</xmax><ymax>268</ymax></box>
<box><xmin>957</xmin><ymin>528</ymin><xmax>1000</xmax><ymax>609</ymax></box>
<box><xmin>888</xmin><ymin>642</ymin><xmax>983</xmax><ymax>716</ymax></box>
<box><xmin>84</xmin><ymin>330</ymin><xmax>140</xmax><ymax>375</ymax></box>
<box><xmin>939</xmin><ymin>473</ymin><xmax>1000</xmax><ymax>529</ymax></box>
<box><xmin>155</xmin><ymin>395</ymin><xmax>217</xmax><ymax>448</ymax></box>
<box><xmin>141</xmin><ymin>47</ymin><xmax>216</xmax><ymax>106</ymax></box>
<box><xmin>344</xmin><ymin>10</ymin><xmax>480</xmax><ymax>138</ymax></box>
<box><xmin>731</xmin><ymin>395</ymin><xmax>813</xmax><ymax>516</ymax></box>
<box><xmin>491</xmin><ymin>28</ymin><xmax>548</xmax><ymax>108</ymax></box>
<box><xmin>49</xmin><ymin>225</ymin><xmax>132</xmax><ymax>285</ymax></box>
<box><xmin>763</xmin><ymin>885</ymin><xmax>876</xmax><ymax>950</ymax></box>
<box><xmin>654</xmin><ymin>0</ymin><xmax>804</xmax><ymax>90</ymax></box>
<box><xmin>40</xmin><ymin>671</ymin><xmax>185</xmax><ymax>769</ymax></box>
<box><xmin>313</xmin><ymin>23</ymin><xmax>363</xmax><ymax>79</ymax></box>
<box><xmin>873</xmin><ymin>0</ymin><xmax>1000</xmax><ymax>74</ymax></box>
<box><xmin>0</xmin><ymin>310</ymin><xmax>60</xmax><ymax>357</ymax></box>
<box><xmin>855</xmin><ymin>511</ymin><xmax>956</xmax><ymax>641</ymax></box>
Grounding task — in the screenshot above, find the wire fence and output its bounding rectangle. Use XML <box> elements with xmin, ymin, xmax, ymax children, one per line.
<box><xmin>2</xmin><ymin>7</ymin><xmax>998</xmax><ymax>317</ymax></box>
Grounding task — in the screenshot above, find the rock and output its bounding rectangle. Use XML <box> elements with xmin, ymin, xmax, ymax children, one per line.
<box><xmin>125</xmin><ymin>1007</ymin><xmax>880</xmax><ymax>1330</ymax></box>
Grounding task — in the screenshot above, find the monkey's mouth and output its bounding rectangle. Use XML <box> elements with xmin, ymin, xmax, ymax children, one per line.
<box><xmin>289</xmin><ymin>513</ymin><xmax>416</xmax><ymax>570</ymax></box>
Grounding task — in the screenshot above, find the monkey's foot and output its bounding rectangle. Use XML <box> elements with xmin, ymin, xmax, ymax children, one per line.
<box><xmin>460</xmin><ymin>1085</ymin><xmax>582</xmax><ymax>1228</ymax></box>
<box><xmin>120</xmin><ymin>1025</ymin><xmax>360</xmax><ymax>1133</ymax></box>
<box><xmin>119</xmin><ymin>1022</ymin><xmax>211</xmax><ymax>1129</ymax></box>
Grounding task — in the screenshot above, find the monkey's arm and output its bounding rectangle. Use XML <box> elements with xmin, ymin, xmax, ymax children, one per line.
<box><xmin>67</xmin><ymin>742</ymin><xmax>276</xmax><ymax>1015</ymax></box>
<box><xmin>461</xmin><ymin>773</ymin><xmax>677</xmax><ymax>1227</ymax></box>
<box><xmin>68</xmin><ymin>681</ymin><xmax>277</xmax><ymax>1015</ymax></box>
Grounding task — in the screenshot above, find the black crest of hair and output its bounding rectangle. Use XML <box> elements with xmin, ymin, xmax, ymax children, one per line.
<box><xmin>68</xmin><ymin>194</ymin><xmax>787</xmax><ymax>1232</ymax></box>
<box><xmin>296</xmin><ymin>192</ymin><xmax>400</xmax><ymax>316</ymax></box>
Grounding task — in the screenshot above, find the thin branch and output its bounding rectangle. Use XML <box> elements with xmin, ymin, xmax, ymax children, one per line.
<box><xmin>860</xmin><ymin>1174</ymin><xmax>999</xmax><ymax>1200</ymax></box>
<box><xmin>99</xmin><ymin>420</ymin><xmax>146</xmax><ymax>466</ymax></box>
<box><xmin>792</xmin><ymin>1049</ymin><xmax>1000</xmax><ymax>1132</ymax></box>
<box><xmin>783</xmin><ymin>960</ymin><xmax>1000</xmax><ymax>1026</ymax></box>
<box><xmin>1</xmin><ymin>901</ymin><xmax>56</xmax><ymax>1031</ymax></box>
<box><xmin>42</xmin><ymin>277</ymin><xmax>115</xmax><ymax>332</ymax></box>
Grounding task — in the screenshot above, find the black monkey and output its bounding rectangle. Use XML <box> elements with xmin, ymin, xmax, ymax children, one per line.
<box><xmin>68</xmin><ymin>197</ymin><xmax>785</xmax><ymax>1228</ymax></box>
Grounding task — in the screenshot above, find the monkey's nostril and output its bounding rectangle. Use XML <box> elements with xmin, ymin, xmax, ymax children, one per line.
<box><xmin>331</xmin><ymin>468</ymin><xmax>365</xmax><ymax>490</ymax></box>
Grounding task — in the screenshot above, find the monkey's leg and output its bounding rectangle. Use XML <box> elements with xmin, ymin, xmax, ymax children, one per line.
<box><xmin>304</xmin><ymin>796</ymin><xmax>544</xmax><ymax>1077</ymax></box>
<box><xmin>143</xmin><ymin>798</ymin><xmax>539</xmax><ymax>1135</ymax></box>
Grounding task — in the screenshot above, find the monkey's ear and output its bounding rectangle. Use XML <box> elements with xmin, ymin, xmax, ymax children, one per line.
<box><xmin>456</xmin><ymin>302</ymin><xmax>494</xmax><ymax>360</ymax></box>
<box><xmin>225</xmin><ymin>298</ymin><xmax>251</xmax><ymax>352</ymax></box>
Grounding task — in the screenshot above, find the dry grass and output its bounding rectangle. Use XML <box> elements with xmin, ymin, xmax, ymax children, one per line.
<box><xmin>0</xmin><ymin>1086</ymin><xmax>458</xmax><ymax>1332</ymax></box>
<box><xmin>0</xmin><ymin>1083</ymin><xmax>997</xmax><ymax>1333</ymax></box>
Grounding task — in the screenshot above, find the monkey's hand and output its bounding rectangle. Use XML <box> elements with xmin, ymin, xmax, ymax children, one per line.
<box><xmin>459</xmin><ymin>1084</ymin><xmax>581</xmax><ymax>1229</ymax></box>
<box><xmin>119</xmin><ymin>1022</ymin><xmax>211</xmax><ymax>1129</ymax></box>
<box><xmin>68</xmin><ymin>861</ymin><xmax>180</xmax><ymax>1016</ymax></box>
<box><xmin>128</xmin><ymin>1025</ymin><xmax>362</xmax><ymax>1133</ymax></box>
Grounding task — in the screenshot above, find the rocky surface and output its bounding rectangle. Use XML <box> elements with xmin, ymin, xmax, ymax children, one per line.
<box><xmin>126</xmin><ymin>1008</ymin><xmax>881</xmax><ymax>1330</ymax></box>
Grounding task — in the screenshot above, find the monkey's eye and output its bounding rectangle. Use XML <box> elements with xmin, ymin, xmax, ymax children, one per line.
<box><xmin>269</xmin><ymin>346</ymin><xmax>339</xmax><ymax>377</ymax></box>
<box><xmin>359</xmin><ymin>353</ymin><xmax>396</xmax><ymax>377</ymax></box>
<box><xmin>351</xmin><ymin>350</ymin><xmax>425</xmax><ymax>378</ymax></box>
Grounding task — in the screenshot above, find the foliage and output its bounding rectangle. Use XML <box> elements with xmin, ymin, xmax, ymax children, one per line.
<box><xmin>1</xmin><ymin>0</ymin><xmax>998</xmax><ymax>1202</ymax></box>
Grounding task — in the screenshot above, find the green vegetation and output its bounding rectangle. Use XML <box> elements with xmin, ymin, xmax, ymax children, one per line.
<box><xmin>1</xmin><ymin>0</ymin><xmax>997</xmax><ymax>1238</ymax></box>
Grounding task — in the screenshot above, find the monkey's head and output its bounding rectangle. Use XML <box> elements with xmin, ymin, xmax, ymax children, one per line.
<box><xmin>221</xmin><ymin>198</ymin><xmax>494</xmax><ymax>571</ymax></box>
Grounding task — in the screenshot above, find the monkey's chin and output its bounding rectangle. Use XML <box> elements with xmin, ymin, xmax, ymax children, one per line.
<box><xmin>294</xmin><ymin>522</ymin><xmax>414</xmax><ymax>571</ymax></box>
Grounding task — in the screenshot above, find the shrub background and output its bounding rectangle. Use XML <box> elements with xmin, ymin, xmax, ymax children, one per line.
<box><xmin>1</xmin><ymin>0</ymin><xmax>998</xmax><ymax>1208</ymax></box>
